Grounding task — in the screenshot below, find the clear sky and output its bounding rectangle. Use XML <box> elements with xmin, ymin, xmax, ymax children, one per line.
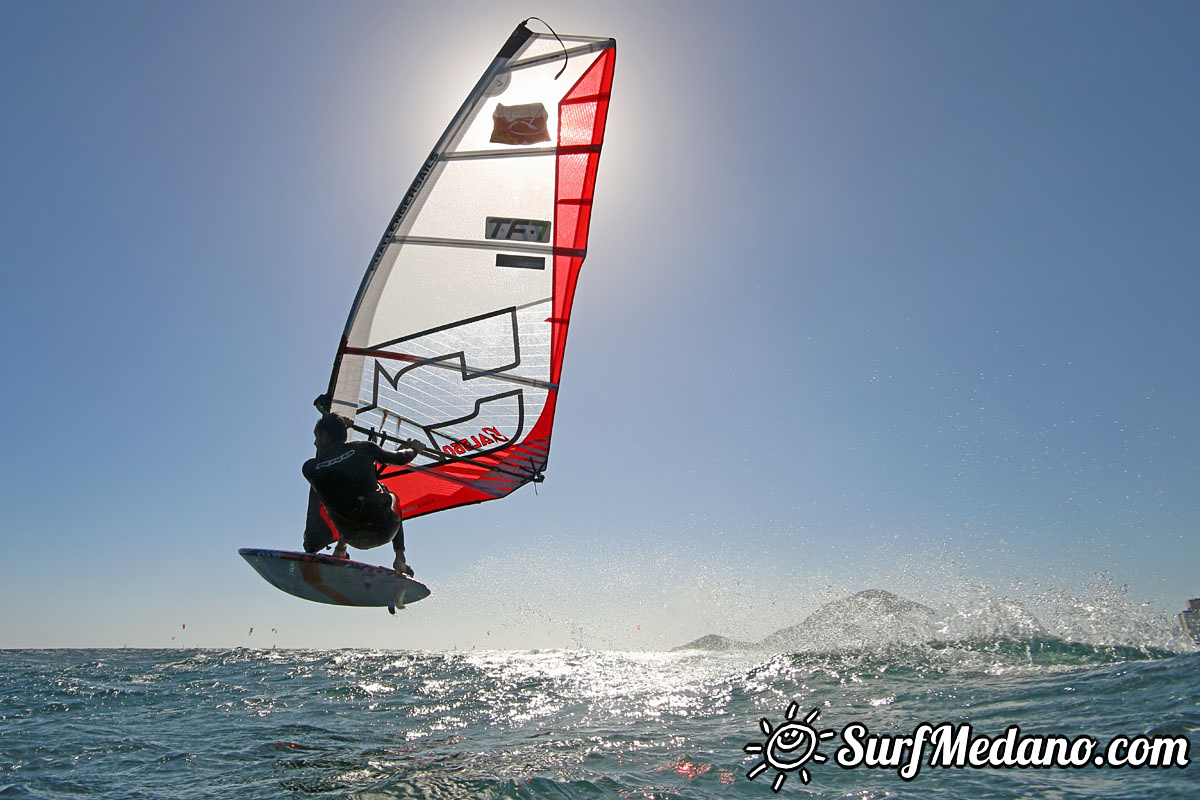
<box><xmin>2</xmin><ymin>1</ymin><xmax>1197</xmax><ymax>650</ymax></box>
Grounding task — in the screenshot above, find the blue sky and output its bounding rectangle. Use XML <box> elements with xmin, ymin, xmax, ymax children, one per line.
<box><xmin>2</xmin><ymin>1</ymin><xmax>1197</xmax><ymax>649</ymax></box>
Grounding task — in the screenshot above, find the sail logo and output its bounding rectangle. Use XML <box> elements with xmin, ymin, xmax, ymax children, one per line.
<box><xmin>442</xmin><ymin>427</ymin><xmax>509</xmax><ymax>456</ymax></box>
<box><xmin>490</xmin><ymin>102</ymin><xmax>550</xmax><ymax>145</ymax></box>
<box><xmin>486</xmin><ymin>216</ymin><xmax>551</xmax><ymax>243</ymax></box>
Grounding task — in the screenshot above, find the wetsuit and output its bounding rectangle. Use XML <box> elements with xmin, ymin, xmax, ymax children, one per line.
<box><xmin>302</xmin><ymin>441</ymin><xmax>417</xmax><ymax>554</ymax></box>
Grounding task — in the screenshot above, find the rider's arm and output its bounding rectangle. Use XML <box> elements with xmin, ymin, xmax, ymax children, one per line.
<box><xmin>367</xmin><ymin>439</ymin><xmax>425</xmax><ymax>467</ymax></box>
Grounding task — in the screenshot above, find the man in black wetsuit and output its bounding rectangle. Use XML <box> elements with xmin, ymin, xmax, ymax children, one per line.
<box><xmin>302</xmin><ymin>413</ymin><xmax>424</xmax><ymax>576</ymax></box>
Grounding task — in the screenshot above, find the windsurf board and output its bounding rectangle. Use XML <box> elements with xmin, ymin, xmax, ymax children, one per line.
<box><xmin>239</xmin><ymin>548</ymin><xmax>430</xmax><ymax>613</ymax></box>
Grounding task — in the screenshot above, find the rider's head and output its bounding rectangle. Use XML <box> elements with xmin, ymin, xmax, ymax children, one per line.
<box><xmin>313</xmin><ymin>413</ymin><xmax>350</xmax><ymax>446</ymax></box>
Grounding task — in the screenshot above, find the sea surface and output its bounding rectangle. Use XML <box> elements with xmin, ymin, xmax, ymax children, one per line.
<box><xmin>2</xmin><ymin>639</ymin><xmax>1197</xmax><ymax>799</ymax></box>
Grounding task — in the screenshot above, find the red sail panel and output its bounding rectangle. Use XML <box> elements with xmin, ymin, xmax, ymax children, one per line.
<box><xmin>552</xmin><ymin>47</ymin><xmax>615</xmax><ymax>386</ymax></box>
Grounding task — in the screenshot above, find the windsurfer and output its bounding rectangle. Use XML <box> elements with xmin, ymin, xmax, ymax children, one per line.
<box><xmin>302</xmin><ymin>412</ymin><xmax>423</xmax><ymax>576</ymax></box>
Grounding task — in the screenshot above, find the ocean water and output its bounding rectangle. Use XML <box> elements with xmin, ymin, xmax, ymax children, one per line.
<box><xmin>2</xmin><ymin>638</ymin><xmax>1197</xmax><ymax>799</ymax></box>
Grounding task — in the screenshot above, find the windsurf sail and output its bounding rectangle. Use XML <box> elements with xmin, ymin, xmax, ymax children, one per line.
<box><xmin>323</xmin><ymin>21</ymin><xmax>616</xmax><ymax>520</ymax></box>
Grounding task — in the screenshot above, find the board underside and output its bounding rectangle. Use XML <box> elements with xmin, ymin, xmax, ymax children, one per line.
<box><xmin>239</xmin><ymin>548</ymin><xmax>430</xmax><ymax>607</ymax></box>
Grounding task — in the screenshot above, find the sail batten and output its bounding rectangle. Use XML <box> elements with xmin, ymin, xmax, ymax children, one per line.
<box><xmin>323</xmin><ymin>23</ymin><xmax>615</xmax><ymax>520</ymax></box>
<box><xmin>441</xmin><ymin>147</ymin><xmax>558</xmax><ymax>161</ymax></box>
<box><xmin>384</xmin><ymin>235</ymin><xmax>586</xmax><ymax>259</ymax></box>
<box><xmin>508</xmin><ymin>41</ymin><xmax>613</xmax><ymax>71</ymax></box>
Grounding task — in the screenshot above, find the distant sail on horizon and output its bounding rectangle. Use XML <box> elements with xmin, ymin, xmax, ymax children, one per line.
<box><xmin>324</xmin><ymin>21</ymin><xmax>616</xmax><ymax>520</ymax></box>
